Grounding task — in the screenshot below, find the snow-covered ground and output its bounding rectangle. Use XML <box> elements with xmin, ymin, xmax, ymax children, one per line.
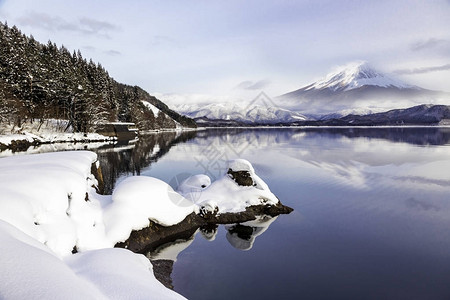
<box><xmin>0</xmin><ymin>151</ymin><xmax>187</xmax><ymax>299</ymax></box>
<box><xmin>0</xmin><ymin>119</ymin><xmax>116</xmax><ymax>148</ymax></box>
<box><xmin>0</xmin><ymin>150</ymin><xmax>276</xmax><ymax>299</ymax></box>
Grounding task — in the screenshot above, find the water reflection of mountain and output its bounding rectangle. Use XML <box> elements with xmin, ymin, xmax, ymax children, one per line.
<box><xmin>301</xmin><ymin>127</ymin><xmax>450</xmax><ymax>146</ymax></box>
<box><xmin>96</xmin><ymin>131</ymin><xmax>197</xmax><ymax>194</ymax></box>
<box><xmin>195</xmin><ymin>127</ymin><xmax>450</xmax><ymax>146</ymax></box>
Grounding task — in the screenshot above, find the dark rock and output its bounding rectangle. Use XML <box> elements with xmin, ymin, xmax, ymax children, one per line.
<box><xmin>91</xmin><ymin>162</ymin><xmax>105</xmax><ymax>195</ymax></box>
<box><xmin>116</xmin><ymin>212</ymin><xmax>205</xmax><ymax>253</ymax></box>
<box><xmin>227</xmin><ymin>168</ymin><xmax>254</xmax><ymax>186</ymax></box>
<box><xmin>116</xmin><ymin>202</ymin><xmax>293</xmax><ymax>253</ymax></box>
<box><xmin>151</xmin><ymin>260</ymin><xmax>175</xmax><ymax>290</ymax></box>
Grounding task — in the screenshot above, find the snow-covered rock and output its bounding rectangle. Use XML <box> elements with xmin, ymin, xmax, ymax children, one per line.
<box><xmin>177</xmin><ymin>174</ymin><xmax>211</xmax><ymax>196</ymax></box>
<box><xmin>106</xmin><ymin>176</ymin><xmax>196</xmax><ymax>241</ymax></box>
<box><xmin>178</xmin><ymin>159</ymin><xmax>279</xmax><ymax>214</ymax></box>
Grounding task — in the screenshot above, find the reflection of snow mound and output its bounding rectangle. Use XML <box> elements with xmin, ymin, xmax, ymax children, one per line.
<box><xmin>148</xmin><ymin>233</ymin><xmax>197</xmax><ymax>262</ymax></box>
<box><xmin>200</xmin><ymin>225</ymin><xmax>218</xmax><ymax>241</ymax></box>
<box><xmin>225</xmin><ymin>215</ymin><xmax>278</xmax><ymax>251</ymax></box>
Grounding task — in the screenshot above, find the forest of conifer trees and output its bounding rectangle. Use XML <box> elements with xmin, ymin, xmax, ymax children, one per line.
<box><xmin>0</xmin><ymin>21</ymin><xmax>196</xmax><ymax>132</ymax></box>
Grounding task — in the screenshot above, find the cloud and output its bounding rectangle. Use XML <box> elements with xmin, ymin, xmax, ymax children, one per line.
<box><xmin>17</xmin><ymin>11</ymin><xmax>118</xmax><ymax>38</ymax></box>
<box><xmin>405</xmin><ymin>197</ymin><xmax>440</xmax><ymax>212</ymax></box>
<box><xmin>103</xmin><ymin>50</ymin><xmax>121</xmax><ymax>56</ymax></box>
<box><xmin>150</xmin><ymin>35</ymin><xmax>181</xmax><ymax>48</ymax></box>
<box><xmin>235</xmin><ymin>79</ymin><xmax>271</xmax><ymax>90</ymax></box>
<box><xmin>411</xmin><ymin>38</ymin><xmax>448</xmax><ymax>51</ymax></box>
<box><xmin>393</xmin><ymin>63</ymin><xmax>450</xmax><ymax>75</ymax></box>
<box><xmin>82</xmin><ymin>45</ymin><xmax>96</xmax><ymax>51</ymax></box>
<box><xmin>80</xmin><ymin>17</ymin><xmax>116</xmax><ymax>33</ymax></box>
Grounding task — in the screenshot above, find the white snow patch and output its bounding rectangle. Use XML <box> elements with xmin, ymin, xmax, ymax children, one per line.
<box><xmin>179</xmin><ymin>159</ymin><xmax>278</xmax><ymax>214</ymax></box>
<box><xmin>142</xmin><ymin>100</ymin><xmax>161</xmax><ymax>116</ymax></box>
<box><xmin>105</xmin><ymin>176</ymin><xmax>195</xmax><ymax>242</ymax></box>
<box><xmin>177</xmin><ymin>174</ymin><xmax>211</xmax><ymax>196</ymax></box>
<box><xmin>0</xmin><ymin>220</ymin><xmax>185</xmax><ymax>299</ymax></box>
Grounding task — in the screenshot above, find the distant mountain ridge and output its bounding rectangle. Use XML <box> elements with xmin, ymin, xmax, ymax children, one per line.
<box><xmin>291</xmin><ymin>104</ymin><xmax>450</xmax><ymax>126</ymax></box>
<box><xmin>177</xmin><ymin>102</ymin><xmax>307</xmax><ymax>125</ymax></box>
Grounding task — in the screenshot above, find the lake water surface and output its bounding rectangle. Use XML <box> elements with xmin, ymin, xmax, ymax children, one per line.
<box><xmin>5</xmin><ymin>127</ymin><xmax>450</xmax><ymax>299</ymax></box>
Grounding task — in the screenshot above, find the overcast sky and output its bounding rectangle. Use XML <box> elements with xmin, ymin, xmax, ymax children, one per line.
<box><xmin>1</xmin><ymin>0</ymin><xmax>449</xmax><ymax>105</ymax></box>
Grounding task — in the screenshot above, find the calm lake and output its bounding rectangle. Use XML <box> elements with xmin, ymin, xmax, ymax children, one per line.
<box><xmin>4</xmin><ymin>127</ymin><xmax>450</xmax><ymax>299</ymax></box>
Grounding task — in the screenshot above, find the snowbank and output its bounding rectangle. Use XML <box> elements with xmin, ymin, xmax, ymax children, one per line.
<box><xmin>0</xmin><ymin>151</ymin><xmax>196</xmax><ymax>256</ymax></box>
<box><xmin>178</xmin><ymin>159</ymin><xmax>279</xmax><ymax>213</ymax></box>
<box><xmin>105</xmin><ymin>176</ymin><xmax>196</xmax><ymax>242</ymax></box>
<box><xmin>0</xmin><ymin>151</ymin><xmax>109</xmax><ymax>256</ymax></box>
<box><xmin>0</xmin><ymin>151</ymin><xmax>190</xmax><ymax>299</ymax></box>
<box><xmin>0</xmin><ymin>220</ymin><xmax>185</xmax><ymax>300</ymax></box>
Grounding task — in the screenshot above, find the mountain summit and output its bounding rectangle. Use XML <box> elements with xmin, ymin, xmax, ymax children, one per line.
<box><xmin>304</xmin><ymin>61</ymin><xmax>416</xmax><ymax>92</ymax></box>
<box><xmin>278</xmin><ymin>61</ymin><xmax>446</xmax><ymax>117</ymax></box>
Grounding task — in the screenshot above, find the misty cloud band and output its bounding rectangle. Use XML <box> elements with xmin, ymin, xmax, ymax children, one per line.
<box><xmin>393</xmin><ymin>64</ymin><xmax>450</xmax><ymax>75</ymax></box>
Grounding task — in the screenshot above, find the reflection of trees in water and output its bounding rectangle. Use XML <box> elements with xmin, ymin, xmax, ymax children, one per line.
<box><xmin>96</xmin><ymin>131</ymin><xmax>197</xmax><ymax>194</ymax></box>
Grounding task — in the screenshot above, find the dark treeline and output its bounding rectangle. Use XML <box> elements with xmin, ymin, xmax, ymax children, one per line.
<box><xmin>0</xmin><ymin>21</ymin><xmax>196</xmax><ymax>132</ymax></box>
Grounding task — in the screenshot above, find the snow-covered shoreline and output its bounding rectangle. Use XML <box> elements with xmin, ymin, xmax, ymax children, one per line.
<box><xmin>0</xmin><ymin>150</ymin><xmax>290</xmax><ymax>299</ymax></box>
<box><xmin>0</xmin><ymin>151</ymin><xmax>187</xmax><ymax>299</ymax></box>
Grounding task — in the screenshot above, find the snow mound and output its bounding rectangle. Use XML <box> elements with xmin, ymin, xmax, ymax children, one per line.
<box><xmin>0</xmin><ymin>151</ymin><xmax>111</xmax><ymax>257</ymax></box>
<box><xmin>66</xmin><ymin>248</ymin><xmax>185</xmax><ymax>299</ymax></box>
<box><xmin>228</xmin><ymin>158</ymin><xmax>255</xmax><ymax>173</ymax></box>
<box><xmin>0</xmin><ymin>220</ymin><xmax>184</xmax><ymax>300</ymax></box>
<box><xmin>179</xmin><ymin>159</ymin><xmax>278</xmax><ymax>213</ymax></box>
<box><xmin>107</xmin><ymin>176</ymin><xmax>195</xmax><ymax>238</ymax></box>
<box><xmin>177</xmin><ymin>174</ymin><xmax>211</xmax><ymax>196</ymax></box>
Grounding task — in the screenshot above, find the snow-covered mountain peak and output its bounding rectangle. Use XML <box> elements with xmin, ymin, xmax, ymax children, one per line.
<box><xmin>307</xmin><ymin>61</ymin><xmax>416</xmax><ymax>91</ymax></box>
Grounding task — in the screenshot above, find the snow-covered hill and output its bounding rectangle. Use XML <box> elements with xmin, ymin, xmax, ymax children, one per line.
<box><xmin>278</xmin><ymin>61</ymin><xmax>448</xmax><ymax>115</ymax></box>
<box><xmin>175</xmin><ymin>102</ymin><xmax>307</xmax><ymax>125</ymax></box>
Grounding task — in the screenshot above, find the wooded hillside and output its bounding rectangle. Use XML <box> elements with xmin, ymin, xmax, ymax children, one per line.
<box><xmin>0</xmin><ymin>21</ymin><xmax>196</xmax><ymax>132</ymax></box>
